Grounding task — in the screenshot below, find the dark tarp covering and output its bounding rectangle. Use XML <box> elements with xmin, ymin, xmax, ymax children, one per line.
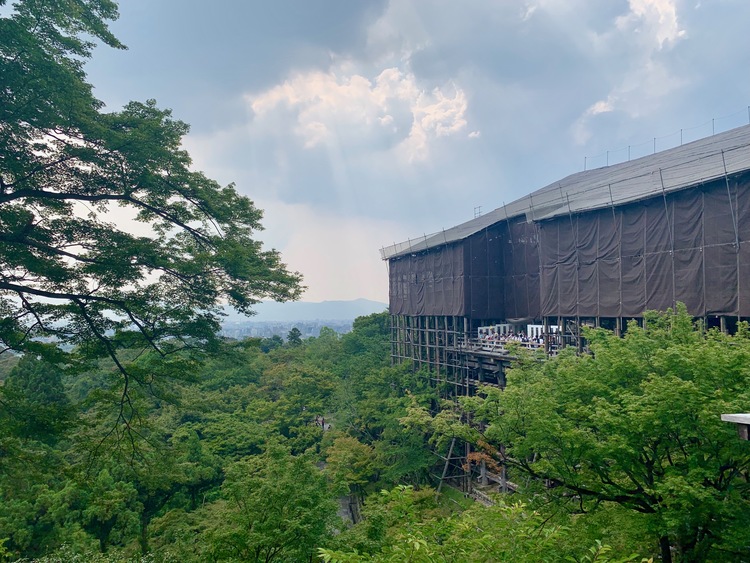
<box><xmin>538</xmin><ymin>173</ymin><xmax>750</xmax><ymax>318</ymax></box>
<box><xmin>388</xmin><ymin>242</ymin><xmax>466</xmax><ymax>316</ymax></box>
<box><xmin>389</xmin><ymin>218</ymin><xmax>540</xmax><ymax>320</ymax></box>
<box><xmin>389</xmin><ymin>172</ymin><xmax>750</xmax><ymax>320</ymax></box>
<box><xmin>509</xmin><ymin>219</ymin><xmax>542</xmax><ymax>321</ymax></box>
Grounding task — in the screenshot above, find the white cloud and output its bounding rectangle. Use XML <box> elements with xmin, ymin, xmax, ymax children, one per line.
<box><xmin>521</xmin><ymin>4</ymin><xmax>538</xmax><ymax>21</ymax></box>
<box><xmin>588</xmin><ymin>98</ymin><xmax>616</xmax><ymax>116</ymax></box>
<box><xmin>247</xmin><ymin>63</ymin><xmax>468</xmax><ymax>163</ymax></box>
<box><xmin>617</xmin><ymin>0</ymin><xmax>686</xmax><ymax>48</ymax></box>
<box><xmin>572</xmin><ymin>96</ymin><xmax>617</xmax><ymax>144</ymax></box>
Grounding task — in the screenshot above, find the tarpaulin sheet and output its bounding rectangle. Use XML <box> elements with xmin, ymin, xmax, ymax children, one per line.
<box><xmin>598</xmin><ymin>258</ymin><xmax>621</xmax><ymax>317</ymax></box>
<box><xmin>739</xmin><ymin>244</ymin><xmax>750</xmax><ymax>315</ymax></box>
<box><xmin>388</xmin><ymin>242</ymin><xmax>466</xmax><ymax>316</ymax></box>
<box><xmin>537</xmin><ymin>175</ymin><xmax>749</xmax><ymax>317</ymax></box>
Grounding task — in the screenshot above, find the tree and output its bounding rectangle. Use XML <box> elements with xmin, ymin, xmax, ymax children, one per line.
<box><xmin>205</xmin><ymin>444</ymin><xmax>338</xmax><ymax>562</ymax></box>
<box><xmin>81</xmin><ymin>469</ymin><xmax>140</xmax><ymax>553</ymax></box>
<box><xmin>340</xmin><ymin>312</ymin><xmax>390</xmax><ymax>367</ymax></box>
<box><xmin>326</xmin><ymin>435</ymin><xmax>376</xmax><ymax>493</ymax></box>
<box><xmin>466</xmin><ymin>306</ymin><xmax>750</xmax><ymax>562</ymax></box>
<box><xmin>287</xmin><ymin>326</ymin><xmax>303</xmax><ymax>346</ymax></box>
<box><xmin>0</xmin><ymin>355</ymin><xmax>72</xmax><ymax>443</ymax></box>
<box><xmin>260</xmin><ymin>334</ymin><xmax>284</xmax><ymax>353</ymax></box>
<box><xmin>0</xmin><ymin>1</ymin><xmax>301</xmax><ymax>419</ymax></box>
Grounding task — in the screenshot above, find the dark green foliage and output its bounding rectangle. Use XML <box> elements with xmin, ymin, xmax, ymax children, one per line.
<box><xmin>1</xmin><ymin>355</ymin><xmax>72</xmax><ymax>443</ymax></box>
<box><xmin>6</xmin><ymin>306</ymin><xmax>746</xmax><ymax>562</ymax></box>
<box><xmin>341</xmin><ymin>312</ymin><xmax>390</xmax><ymax>366</ymax></box>
<box><xmin>260</xmin><ymin>334</ymin><xmax>284</xmax><ymax>353</ymax></box>
<box><xmin>286</xmin><ymin>327</ymin><xmax>303</xmax><ymax>346</ymax></box>
<box><xmin>0</xmin><ymin>312</ymin><xmax>440</xmax><ymax>560</ymax></box>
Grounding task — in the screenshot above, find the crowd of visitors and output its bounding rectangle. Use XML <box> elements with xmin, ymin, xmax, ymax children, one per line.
<box><xmin>477</xmin><ymin>328</ymin><xmax>544</xmax><ymax>346</ymax></box>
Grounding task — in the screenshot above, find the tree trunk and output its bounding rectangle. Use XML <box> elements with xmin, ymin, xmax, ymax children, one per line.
<box><xmin>659</xmin><ymin>535</ymin><xmax>672</xmax><ymax>563</ymax></box>
<box><xmin>139</xmin><ymin>513</ymin><xmax>150</xmax><ymax>554</ymax></box>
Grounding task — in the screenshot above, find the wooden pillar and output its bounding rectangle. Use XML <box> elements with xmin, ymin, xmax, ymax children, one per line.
<box><xmin>435</xmin><ymin>437</ymin><xmax>456</xmax><ymax>499</ymax></box>
<box><xmin>426</xmin><ymin>316</ymin><xmax>431</xmax><ymax>368</ymax></box>
<box><xmin>393</xmin><ymin>315</ymin><xmax>398</xmax><ymax>364</ymax></box>
<box><xmin>720</xmin><ymin>316</ymin><xmax>727</xmax><ymax>334</ymax></box>
<box><xmin>434</xmin><ymin>316</ymin><xmax>439</xmax><ymax>376</ymax></box>
<box><xmin>441</xmin><ymin>316</ymin><xmax>447</xmax><ymax>378</ymax></box>
<box><xmin>464</xmin><ymin>441</ymin><xmax>471</xmax><ymax>493</ymax></box>
<box><xmin>401</xmin><ymin>315</ymin><xmax>406</xmax><ymax>360</ymax></box>
<box><xmin>405</xmin><ymin>316</ymin><xmax>410</xmax><ymax>361</ymax></box>
<box><xmin>408</xmin><ymin>317</ymin><xmax>419</xmax><ymax>362</ymax></box>
<box><xmin>432</xmin><ymin>315</ymin><xmax>436</xmax><ymax>370</ymax></box>
<box><xmin>417</xmin><ymin>317</ymin><xmax>424</xmax><ymax>368</ymax></box>
<box><xmin>401</xmin><ymin>316</ymin><xmax>406</xmax><ymax>363</ymax></box>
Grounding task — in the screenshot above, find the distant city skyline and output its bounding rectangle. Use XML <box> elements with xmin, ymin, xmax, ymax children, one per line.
<box><xmin>80</xmin><ymin>0</ymin><xmax>750</xmax><ymax>303</ymax></box>
<box><xmin>221</xmin><ymin>297</ymin><xmax>387</xmax><ymax>323</ymax></box>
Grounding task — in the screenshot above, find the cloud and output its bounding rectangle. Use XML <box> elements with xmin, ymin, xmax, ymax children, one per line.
<box><xmin>570</xmin><ymin>0</ymin><xmax>688</xmax><ymax>144</ymax></box>
<box><xmin>118</xmin><ymin>0</ymin><xmax>750</xmax><ymax>303</ymax></box>
<box><xmin>521</xmin><ymin>4</ymin><xmax>538</xmax><ymax>21</ymax></box>
<box><xmin>248</xmin><ymin>63</ymin><xmax>468</xmax><ymax>163</ymax></box>
<box><xmin>616</xmin><ymin>0</ymin><xmax>686</xmax><ymax>48</ymax></box>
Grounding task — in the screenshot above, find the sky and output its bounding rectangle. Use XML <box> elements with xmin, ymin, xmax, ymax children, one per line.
<box><xmin>80</xmin><ymin>0</ymin><xmax>750</xmax><ymax>303</ymax></box>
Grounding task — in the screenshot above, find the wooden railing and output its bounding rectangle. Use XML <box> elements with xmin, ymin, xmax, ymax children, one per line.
<box><xmin>456</xmin><ymin>337</ymin><xmax>556</xmax><ymax>356</ymax></box>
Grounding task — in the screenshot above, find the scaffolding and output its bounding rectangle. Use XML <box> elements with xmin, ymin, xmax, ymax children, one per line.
<box><xmin>384</xmin><ymin>124</ymin><xmax>750</xmax><ymax>497</ymax></box>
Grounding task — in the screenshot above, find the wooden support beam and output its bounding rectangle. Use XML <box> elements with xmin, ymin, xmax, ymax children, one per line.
<box><xmin>435</xmin><ymin>437</ymin><xmax>456</xmax><ymax>499</ymax></box>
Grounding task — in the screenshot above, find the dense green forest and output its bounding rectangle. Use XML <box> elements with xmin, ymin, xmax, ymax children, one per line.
<box><xmin>2</xmin><ymin>1</ymin><xmax>749</xmax><ymax>561</ymax></box>
<box><xmin>2</xmin><ymin>309</ymin><xmax>750</xmax><ymax>562</ymax></box>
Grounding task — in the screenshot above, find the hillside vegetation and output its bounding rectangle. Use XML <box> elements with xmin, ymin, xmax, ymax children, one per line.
<box><xmin>2</xmin><ymin>310</ymin><xmax>750</xmax><ymax>561</ymax></box>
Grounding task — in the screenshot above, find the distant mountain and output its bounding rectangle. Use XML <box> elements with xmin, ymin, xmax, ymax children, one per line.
<box><xmin>221</xmin><ymin>298</ymin><xmax>388</xmax><ymax>324</ymax></box>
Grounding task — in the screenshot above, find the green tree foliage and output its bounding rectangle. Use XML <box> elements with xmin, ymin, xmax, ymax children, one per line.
<box><xmin>80</xmin><ymin>469</ymin><xmax>140</xmax><ymax>554</ymax></box>
<box><xmin>0</xmin><ymin>309</ymin><xmax>684</xmax><ymax>561</ymax></box>
<box><xmin>325</xmin><ymin>435</ymin><xmax>377</xmax><ymax>496</ymax></box>
<box><xmin>0</xmin><ymin>357</ymin><xmax>79</xmax><ymax>558</ymax></box>
<box><xmin>1</xmin><ymin>355</ymin><xmax>72</xmax><ymax>444</ymax></box>
<box><xmin>260</xmin><ymin>335</ymin><xmax>284</xmax><ymax>353</ymax></box>
<box><xmin>340</xmin><ymin>313</ymin><xmax>390</xmax><ymax>371</ymax></box>
<box><xmin>0</xmin><ymin>0</ymin><xmax>301</xmax><ymax>415</ymax></box>
<box><xmin>331</xmin><ymin>364</ymin><xmax>435</xmax><ymax>488</ymax></box>
<box><xmin>204</xmin><ymin>444</ymin><xmax>338</xmax><ymax>562</ymax></box>
<box><xmin>465</xmin><ymin>306</ymin><xmax>750</xmax><ymax>562</ymax></box>
<box><xmin>320</xmin><ymin>485</ymin><xmax>623</xmax><ymax>563</ymax></box>
<box><xmin>286</xmin><ymin>327</ymin><xmax>303</xmax><ymax>347</ymax></box>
